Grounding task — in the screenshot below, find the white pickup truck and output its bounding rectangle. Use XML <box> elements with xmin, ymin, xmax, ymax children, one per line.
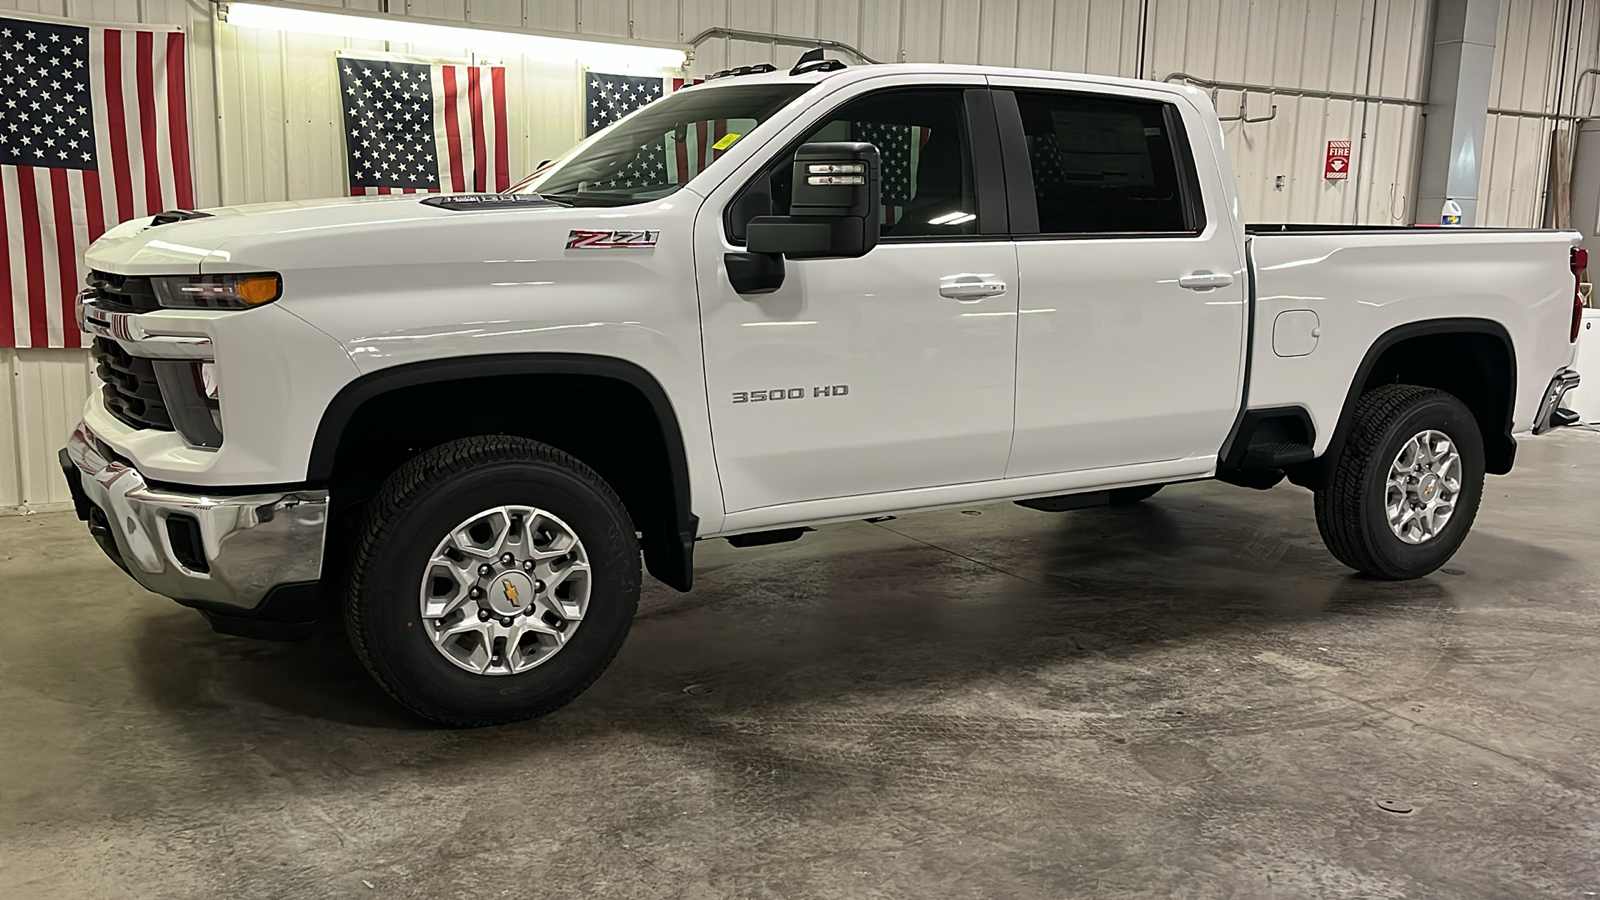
<box><xmin>66</xmin><ymin>59</ymin><xmax>1585</xmax><ymax>726</ymax></box>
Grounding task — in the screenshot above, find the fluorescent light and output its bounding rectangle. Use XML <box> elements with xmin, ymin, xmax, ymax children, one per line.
<box><xmin>223</xmin><ymin>2</ymin><xmax>688</xmax><ymax>70</ymax></box>
<box><xmin>928</xmin><ymin>211</ymin><xmax>976</xmax><ymax>226</ymax></box>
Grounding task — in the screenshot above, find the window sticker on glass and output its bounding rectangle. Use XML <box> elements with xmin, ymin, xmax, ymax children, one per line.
<box><xmin>712</xmin><ymin>132</ymin><xmax>743</xmax><ymax>151</ymax></box>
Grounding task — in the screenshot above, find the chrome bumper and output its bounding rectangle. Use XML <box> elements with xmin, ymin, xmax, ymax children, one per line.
<box><xmin>1533</xmin><ymin>368</ymin><xmax>1582</xmax><ymax>435</ymax></box>
<box><xmin>62</xmin><ymin>422</ymin><xmax>328</xmax><ymax>613</ymax></box>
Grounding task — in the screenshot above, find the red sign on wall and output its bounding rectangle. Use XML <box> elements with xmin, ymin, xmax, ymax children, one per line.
<box><xmin>1325</xmin><ymin>141</ymin><xmax>1351</xmax><ymax>180</ymax></box>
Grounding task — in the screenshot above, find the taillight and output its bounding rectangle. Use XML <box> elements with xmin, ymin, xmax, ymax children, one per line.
<box><xmin>1572</xmin><ymin>247</ymin><xmax>1588</xmax><ymax>343</ymax></box>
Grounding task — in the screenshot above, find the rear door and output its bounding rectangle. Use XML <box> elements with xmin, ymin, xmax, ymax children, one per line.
<box><xmin>694</xmin><ymin>76</ymin><xmax>1019</xmax><ymax>514</ymax></box>
<box><xmin>989</xmin><ymin>77</ymin><xmax>1248</xmax><ymax>477</ymax></box>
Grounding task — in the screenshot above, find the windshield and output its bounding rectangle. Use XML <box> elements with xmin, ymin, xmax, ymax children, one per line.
<box><xmin>518</xmin><ymin>82</ymin><xmax>810</xmax><ymax>207</ymax></box>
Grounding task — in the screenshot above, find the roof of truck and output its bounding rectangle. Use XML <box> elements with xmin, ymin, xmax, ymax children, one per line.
<box><xmin>678</xmin><ymin>61</ymin><xmax>1206</xmax><ymax>104</ymax></box>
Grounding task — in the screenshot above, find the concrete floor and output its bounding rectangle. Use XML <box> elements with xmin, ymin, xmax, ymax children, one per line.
<box><xmin>3</xmin><ymin>431</ymin><xmax>1600</xmax><ymax>899</ymax></box>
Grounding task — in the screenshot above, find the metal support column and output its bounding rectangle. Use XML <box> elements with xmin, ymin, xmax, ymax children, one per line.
<box><xmin>1415</xmin><ymin>0</ymin><xmax>1499</xmax><ymax>226</ymax></box>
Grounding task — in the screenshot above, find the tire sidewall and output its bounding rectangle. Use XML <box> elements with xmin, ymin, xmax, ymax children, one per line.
<box><xmin>1358</xmin><ymin>395</ymin><xmax>1485</xmax><ymax>576</ymax></box>
<box><xmin>357</xmin><ymin>458</ymin><xmax>638</xmax><ymax>720</ymax></box>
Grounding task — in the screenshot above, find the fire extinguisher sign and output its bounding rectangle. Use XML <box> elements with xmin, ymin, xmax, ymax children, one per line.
<box><xmin>1325</xmin><ymin>141</ymin><xmax>1351</xmax><ymax>180</ymax></box>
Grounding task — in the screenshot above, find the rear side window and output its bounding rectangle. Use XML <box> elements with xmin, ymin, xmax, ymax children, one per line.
<box><xmin>1013</xmin><ymin>90</ymin><xmax>1199</xmax><ymax>235</ymax></box>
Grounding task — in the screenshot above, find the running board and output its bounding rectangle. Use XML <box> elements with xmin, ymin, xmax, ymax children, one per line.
<box><xmin>725</xmin><ymin>527</ymin><xmax>811</xmax><ymax>548</ymax></box>
<box><xmin>1014</xmin><ymin>491</ymin><xmax>1110</xmax><ymax>513</ymax></box>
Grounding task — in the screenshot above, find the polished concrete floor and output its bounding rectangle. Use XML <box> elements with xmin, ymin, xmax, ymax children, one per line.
<box><xmin>3</xmin><ymin>430</ymin><xmax>1600</xmax><ymax>898</ymax></box>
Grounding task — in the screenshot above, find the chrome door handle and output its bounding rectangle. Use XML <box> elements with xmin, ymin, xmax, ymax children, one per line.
<box><xmin>1178</xmin><ymin>271</ymin><xmax>1235</xmax><ymax>291</ymax></box>
<box><xmin>939</xmin><ymin>280</ymin><xmax>1007</xmax><ymax>300</ymax></box>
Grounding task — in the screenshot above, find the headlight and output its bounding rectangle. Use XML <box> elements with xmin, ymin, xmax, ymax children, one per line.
<box><xmin>152</xmin><ymin>273</ymin><xmax>282</xmax><ymax>310</ymax></box>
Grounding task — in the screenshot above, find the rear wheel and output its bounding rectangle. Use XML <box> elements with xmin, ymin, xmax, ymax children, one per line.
<box><xmin>1314</xmin><ymin>385</ymin><xmax>1485</xmax><ymax>580</ymax></box>
<box><xmin>345</xmin><ymin>436</ymin><xmax>640</xmax><ymax>727</ymax></box>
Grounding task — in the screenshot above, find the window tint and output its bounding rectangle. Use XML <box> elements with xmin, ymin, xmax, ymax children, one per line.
<box><xmin>523</xmin><ymin>83</ymin><xmax>808</xmax><ymax>207</ymax></box>
<box><xmin>1014</xmin><ymin>91</ymin><xmax>1196</xmax><ymax>234</ymax></box>
<box><xmin>768</xmin><ymin>89</ymin><xmax>979</xmax><ymax>238</ymax></box>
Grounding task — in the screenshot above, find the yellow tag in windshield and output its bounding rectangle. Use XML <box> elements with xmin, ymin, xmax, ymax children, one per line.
<box><xmin>711</xmin><ymin>133</ymin><xmax>742</xmax><ymax>151</ymax></box>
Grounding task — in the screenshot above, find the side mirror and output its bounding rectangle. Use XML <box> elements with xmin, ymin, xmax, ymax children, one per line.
<box><xmin>747</xmin><ymin>142</ymin><xmax>881</xmax><ymax>260</ymax></box>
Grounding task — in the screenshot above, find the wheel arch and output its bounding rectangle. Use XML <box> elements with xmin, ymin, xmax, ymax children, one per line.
<box><xmin>310</xmin><ymin>353</ymin><xmax>697</xmax><ymax>592</ymax></box>
<box><xmin>1288</xmin><ymin>318</ymin><xmax>1517</xmax><ymax>490</ymax></box>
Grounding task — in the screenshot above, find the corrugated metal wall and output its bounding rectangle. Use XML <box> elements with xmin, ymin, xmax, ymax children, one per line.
<box><xmin>1479</xmin><ymin>0</ymin><xmax>1600</xmax><ymax>226</ymax></box>
<box><xmin>2</xmin><ymin>0</ymin><xmax>1597</xmax><ymax>509</ymax></box>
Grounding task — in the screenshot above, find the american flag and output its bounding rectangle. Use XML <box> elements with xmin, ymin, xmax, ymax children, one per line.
<box><xmin>0</xmin><ymin>15</ymin><xmax>192</xmax><ymax>350</ymax></box>
<box><xmin>338</xmin><ymin>53</ymin><xmax>510</xmax><ymax>196</ymax></box>
<box><xmin>853</xmin><ymin>121</ymin><xmax>931</xmax><ymax>228</ymax></box>
<box><xmin>584</xmin><ymin>72</ymin><xmax>725</xmax><ymax>190</ymax></box>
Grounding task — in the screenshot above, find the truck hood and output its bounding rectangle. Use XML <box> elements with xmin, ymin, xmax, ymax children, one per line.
<box><xmin>82</xmin><ymin>193</ymin><xmax>644</xmax><ymax>276</ymax></box>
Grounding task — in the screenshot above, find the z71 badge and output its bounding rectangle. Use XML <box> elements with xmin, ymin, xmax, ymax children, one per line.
<box><xmin>566</xmin><ymin>229</ymin><xmax>661</xmax><ymax>249</ymax></box>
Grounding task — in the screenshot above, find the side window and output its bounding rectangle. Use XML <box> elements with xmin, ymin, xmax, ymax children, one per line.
<box><xmin>768</xmin><ymin>89</ymin><xmax>980</xmax><ymax>239</ymax></box>
<box><xmin>1013</xmin><ymin>90</ymin><xmax>1198</xmax><ymax>235</ymax></box>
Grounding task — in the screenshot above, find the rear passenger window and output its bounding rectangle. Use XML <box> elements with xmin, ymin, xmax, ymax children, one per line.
<box><xmin>1014</xmin><ymin>90</ymin><xmax>1199</xmax><ymax>235</ymax></box>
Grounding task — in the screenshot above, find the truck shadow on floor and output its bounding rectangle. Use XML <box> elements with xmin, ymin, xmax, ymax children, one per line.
<box><xmin>124</xmin><ymin>489</ymin><xmax>1578</xmax><ymax>746</ymax></box>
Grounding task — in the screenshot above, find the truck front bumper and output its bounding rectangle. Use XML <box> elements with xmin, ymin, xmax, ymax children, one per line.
<box><xmin>62</xmin><ymin>422</ymin><xmax>330</xmax><ymax>638</ymax></box>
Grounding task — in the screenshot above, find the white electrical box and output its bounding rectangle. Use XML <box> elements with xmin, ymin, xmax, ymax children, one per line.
<box><xmin>1568</xmin><ymin>310</ymin><xmax>1600</xmax><ymax>424</ymax></box>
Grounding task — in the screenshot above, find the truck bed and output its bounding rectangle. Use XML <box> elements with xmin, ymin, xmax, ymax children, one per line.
<box><xmin>1243</xmin><ymin>227</ymin><xmax>1581</xmax><ymax>458</ymax></box>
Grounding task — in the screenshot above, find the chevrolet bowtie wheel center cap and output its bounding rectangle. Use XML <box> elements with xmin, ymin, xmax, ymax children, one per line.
<box><xmin>418</xmin><ymin>505</ymin><xmax>592</xmax><ymax>676</ymax></box>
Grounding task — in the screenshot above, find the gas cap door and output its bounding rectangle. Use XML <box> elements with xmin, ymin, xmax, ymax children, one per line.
<box><xmin>1273</xmin><ymin>309</ymin><xmax>1321</xmax><ymax>358</ymax></box>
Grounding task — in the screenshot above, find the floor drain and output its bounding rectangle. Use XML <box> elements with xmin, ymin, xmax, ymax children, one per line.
<box><xmin>1375</xmin><ymin>799</ymin><xmax>1414</xmax><ymax>814</ymax></box>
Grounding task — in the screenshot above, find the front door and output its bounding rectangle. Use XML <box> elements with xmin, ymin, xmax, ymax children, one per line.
<box><xmin>992</xmin><ymin>79</ymin><xmax>1248</xmax><ymax>478</ymax></box>
<box><xmin>695</xmin><ymin>82</ymin><xmax>1019</xmax><ymax>514</ymax></box>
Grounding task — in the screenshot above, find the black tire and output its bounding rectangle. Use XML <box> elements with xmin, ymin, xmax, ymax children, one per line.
<box><xmin>1314</xmin><ymin>385</ymin><xmax>1485</xmax><ymax>580</ymax></box>
<box><xmin>345</xmin><ymin>436</ymin><xmax>640</xmax><ymax>727</ymax></box>
<box><xmin>1109</xmin><ymin>484</ymin><xmax>1164</xmax><ymax>504</ymax></box>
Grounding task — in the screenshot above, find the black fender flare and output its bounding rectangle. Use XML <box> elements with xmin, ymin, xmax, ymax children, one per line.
<box><xmin>1288</xmin><ymin>317</ymin><xmax>1516</xmax><ymax>489</ymax></box>
<box><xmin>309</xmin><ymin>353</ymin><xmax>698</xmax><ymax>591</ymax></box>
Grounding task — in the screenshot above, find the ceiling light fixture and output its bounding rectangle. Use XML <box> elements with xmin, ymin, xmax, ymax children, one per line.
<box><xmin>221</xmin><ymin>1</ymin><xmax>689</xmax><ymax>71</ymax></box>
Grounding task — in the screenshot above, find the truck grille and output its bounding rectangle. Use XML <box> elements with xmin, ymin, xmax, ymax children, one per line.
<box><xmin>92</xmin><ymin>338</ymin><xmax>174</xmax><ymax>431</ymax></box>
<box><xmin>85</xmin><ymin>270</ymin><xmax>159</xmax><ymax>314</ymax></box>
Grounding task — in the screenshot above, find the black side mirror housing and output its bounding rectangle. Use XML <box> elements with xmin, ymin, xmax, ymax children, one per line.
<box><xmin>747</xmin><ymin>142</ymin><xmax>881</xmax><ymax>260</ymax></box>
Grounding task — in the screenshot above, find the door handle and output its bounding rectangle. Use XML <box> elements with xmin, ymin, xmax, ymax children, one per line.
<box><xmin>1178</xmin><ymin>271</ymin><xmax>1235</xmax><ymax>291</ymax></box>
<box><xmin>939</xmin><ymin>280</ymin><xmax>1007</xmax><ymax>300</ymax></box>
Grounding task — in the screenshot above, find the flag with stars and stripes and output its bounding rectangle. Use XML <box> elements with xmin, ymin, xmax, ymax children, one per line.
<box><xmin>0</xmin><ymin>14</ymin><xmax>192</xmax><ymax>349</ymax></box>
<box><xmin>584</xmin><ymin>73</ymin><xmax>737</xmax><ymax>191</ymax></box>
<box><xmin>337</xmin><ymin>52</ymin><xmax>509</xmax><ymax>197</ymax></box>
<box><xmin>853</xmin><ymin>121</ymin><xmax>931</xmax><ymax>228</ymax></box>
<box><xmin>584</xmin><ymin>71</ymin><xmax>663</xmax><ymax>137</ymax></box>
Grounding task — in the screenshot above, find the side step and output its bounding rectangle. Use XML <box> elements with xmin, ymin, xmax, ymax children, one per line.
<box><xmin>1238</xmin><ymin>440</ymin><xmax>1315</xmax><ymax>469</ymax></box>
<box><xmin>725</xmin><ymin>527</ymin><xmax>811</xmax><ymax>548</ymax></box>
<box><xmin>1015</xmin><ymin>491</ymin><xmax>1110</xmax><ymax>513</ymax></box>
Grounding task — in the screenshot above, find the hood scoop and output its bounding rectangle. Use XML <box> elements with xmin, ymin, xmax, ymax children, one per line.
<box><xmin>420</xmin><ymin>193</ymin><xmax>568</xmax><ymax>212</ymax></box>
<box><xmin>149</xmin><ymin>209</ymin><xmax>213</xmax><ymax>227</ymax></box>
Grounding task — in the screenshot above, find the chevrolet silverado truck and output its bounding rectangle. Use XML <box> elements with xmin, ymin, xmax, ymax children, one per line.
<box><xmin>65</xmin><ymin>58</ymin><xmax>1585</xmax><ymax>727</ymax></box>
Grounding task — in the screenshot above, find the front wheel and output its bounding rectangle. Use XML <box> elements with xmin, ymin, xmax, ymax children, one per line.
<box><xmin>345</xmin><ymin>436</ymin><xmax>640</xmax><ymax>727</ymax></box>
<box><xmin>1314</xmin><ymin>385</ymin><xmax>1485</xmax><ymax>580</ymax></box>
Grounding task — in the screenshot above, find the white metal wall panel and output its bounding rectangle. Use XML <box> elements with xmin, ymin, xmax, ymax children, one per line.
<box><xmin>942</xmin><ymin>0</ymin><xmax>982</xmax><ymax>63</ymax></box>
<box><xmin>525</xmin><ymin>0</ymin><xmax>579</xmax><ymax>31</ymax></box>
<box><xmin>1148</xmin><ymin>0</ymin><xmax>1429</xmax><ymax>226</ymax></box>
<box><xmin>631</xmin><ymin>0</ymin><xmax>680</xmax><ymax>42</ymax></box>
<box><xmin>859</xmin><ymin>0</ymin><xmax>903</xmax><ymax>63</ymax></box>
<box><xmin>815</xmin><ymin>0</ymin><xmax>862</xmax><ymax>48</ymax></box>
<box><xmin>2</xmin><ymin>350</ymin><xmax>94</xmax><ymax>511</ymax></box>
<box><xmin>0</xmin><ymin>351</ymin><xmax>20</xmax><ymax>510</ymax></box>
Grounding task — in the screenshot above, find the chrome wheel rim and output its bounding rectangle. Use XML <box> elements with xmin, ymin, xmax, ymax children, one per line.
<box><xmin>1384</xmin><ymin>430</ymin><xmax>1461</xmax><ymax>545</ymax></box>
<box><xmin>418</xmin><ymin>505</ymin><xmax>591</xmax><ymax>676</ymax></box>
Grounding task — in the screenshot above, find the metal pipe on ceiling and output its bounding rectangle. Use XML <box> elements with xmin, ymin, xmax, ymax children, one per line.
<box><xmin>1161</xmin><ymin>72</ymin><xmax>1426</xmax><ymax>108</ymax></box>
<box><xmin>685</xmin><ymin>28</ymin><xmax>881</xmax><ymax>66</ymax></box>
